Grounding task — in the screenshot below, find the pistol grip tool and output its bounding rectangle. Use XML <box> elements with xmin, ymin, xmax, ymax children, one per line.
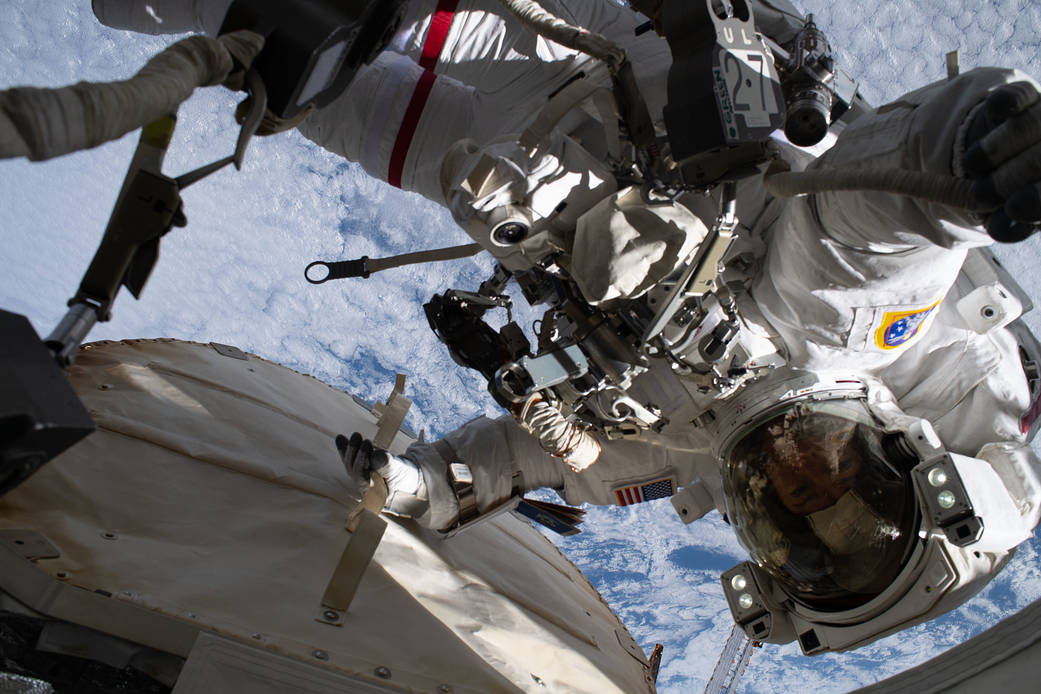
<box><xmin>46</xmin><ymin>72</ymin><xmax>267</xmax><ymax>366</ymax></box>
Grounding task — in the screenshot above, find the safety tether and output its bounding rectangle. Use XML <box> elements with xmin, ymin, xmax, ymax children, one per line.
<box><xmin>305</xmin><ymin>242</ymin><xmax>483</xmax><ymax>283</ymax></box>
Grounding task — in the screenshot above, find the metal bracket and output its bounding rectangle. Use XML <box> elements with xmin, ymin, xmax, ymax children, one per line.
<box><xmin>641</xmin><ymin>180</ymin><xmax>738</xmax><ymax>343</ymax></box>
<box><xmin>0</xmin><ymin>542</ymin><xmax>200</xmax><ymax>657</ymax></box>
<box><xmin>494</xmin><ymin>345</ymin><xmax>589</xmax><ymax>405</ymax></box>
<box><xmin>210</xmin><ymin>343</ymin><xmax>249</xmax><ymax>361</ymax></box>
<box><xmin>371</xmin><ymin>374</ymin><xmax>412</xmax><ymax>450</ymax></box>
<box><xmin>318</xmin><ymin>371</ymin><xmax>410</xmax><ymax>619</ymax></box>
<box><xmin>0</xmin><ymin>529</ymin><xmax>60</xmax><ymax>560</ymax></box>
<box><xmin>946</xmin><ymin>50</ymin><xmax>960</xmax><ymax>80</ymax></box>
<box><xmin>615</xmin><ymin>628</ymin><xmax>650</xmax><ymax>667</ymax></box>
<box><xmin>315</xmin><ymin>606</ymin><xmax>344</xmax><ymax>627</ymax></box>
<box><xmin>318</xmin><ymin>475</ymin><xmax>389</xmax><ymax>616</ymax></box>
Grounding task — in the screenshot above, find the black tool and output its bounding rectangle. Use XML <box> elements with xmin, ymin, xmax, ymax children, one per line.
<box><xmin>47</xmin><ymin>72</ymin><xmax>267</xmax><ymax>366</ymax></box>
<box><xmin>0</xmin><ymin>310</ymin><xmax>95</xmax><ymax>497</ymax></box>
<box><xmin>220</xmin><ymin>0</ymin><xmax>409</xmax><ymax>120</ymax></box>
<box><xmin>660</xmin><ymin>0</ymin><xmax>786</xmax><ymax>185</ymax></box>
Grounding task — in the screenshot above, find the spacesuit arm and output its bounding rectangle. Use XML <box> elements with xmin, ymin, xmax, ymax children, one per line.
<box><xmin>405</xmin><ymin>416</ymin><xmax>567</xmax><ymax>523</ymax></box>
<box><xmin>402</xmin><ymin>414</ymin><xmax>710</xmax><ymax>528</ymax></box>
<box><xmin>810</xmin><ymin>67</ymin><xmax>1040</xmax><ymax>250</ymax></box>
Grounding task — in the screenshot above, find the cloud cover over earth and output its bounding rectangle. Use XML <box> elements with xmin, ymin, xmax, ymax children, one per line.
<box><xmin>2</xmin><ymin>1</ymin><xmax>1040</xmax><ymax>691</ymax></box>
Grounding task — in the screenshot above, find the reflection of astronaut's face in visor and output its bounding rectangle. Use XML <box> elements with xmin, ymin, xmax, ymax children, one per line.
<box><xmin>724</xmin><ymin>404</ymin><xmax>920</xmax><ymax>607</ymax></box>
<box><xmin>761</xmin><ymin>412</ymin><xmax>862</xmax><ymax>515</ymax></box>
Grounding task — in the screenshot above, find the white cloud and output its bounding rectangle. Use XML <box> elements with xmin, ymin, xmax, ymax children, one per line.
<box><xmin>2</xmin><ymin>1</ymin><xmax>1041</xmax><ymax>692</ymax></box>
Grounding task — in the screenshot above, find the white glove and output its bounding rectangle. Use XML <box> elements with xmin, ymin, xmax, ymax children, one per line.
<box><xmin>335</xmin><ymin>433</ymin><xmax>429</xmax><ymax>518</ymax></box>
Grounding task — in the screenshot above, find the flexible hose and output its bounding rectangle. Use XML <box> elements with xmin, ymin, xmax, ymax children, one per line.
<box><xmin>519</xmin><ymin>394</ymin><xmax>602</xmax><ymax>470</ymax></box>
<box><xmin>763</xmin><ymin>164</ymin><xmax>990</xmax><ymax>213</ymax></box>
<box><xmin>497</xmin><ymin>0</ymin><xmax>625</xmax><ymax>71</ymax></box>
<box><xmin>0</xmin><ymin>31</ymin><xmax>263</xmax><ymax>162</ymax></box>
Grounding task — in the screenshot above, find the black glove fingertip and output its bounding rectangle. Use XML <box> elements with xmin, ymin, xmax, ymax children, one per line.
<box><xmin>368</xmin><ymin>448</ymin><xmax>391</xmax><ymax>474</ymax></box>
<box><xmin>988</xmin><ymin>81</ymin><xmax>1039</xmax><ymax>119</ymax></box>
<box><xmin>342</xmin><ymin>432</ymin><xmax>364</xmax><ymax>467</ymax></box>
<box><xmin>335</xmin><ymin>434</ymin><xmax>349</xmax><ymax>456</ymax></box>
<box><xmin>358</xmin><ymin>440</ymin><xmax>374</xmax><ymax>474</ymax></box>
<box><xmin>970</xmin><ymin>178</ymin><xmax>1003</xmax><ymax>210</ymax></box>
<box><xmin>1006</xmin><ymin>186</ymin><xmax>1041</xmax><ymax>223</ymax></box>
<box><xmin>985</xmin><ymin>210</ymin><xmax>1037</xmax><ymax>243</ymax></box>
<box><xmin>962</xmin><ymin>142</ymin><xmax>993</xmax><ymax>178</ymax></box>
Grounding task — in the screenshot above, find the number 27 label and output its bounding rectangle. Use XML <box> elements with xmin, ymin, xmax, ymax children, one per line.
<box><xmin>720</xmin><ymin>49</ymin><xmax>779</xmax><ymax>129</ymax></box>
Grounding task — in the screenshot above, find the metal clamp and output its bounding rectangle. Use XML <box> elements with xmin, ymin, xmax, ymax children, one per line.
<box><xmin>640</xmin><ymin>181</ymin><xmax>738</xmax><ymax>344</ymax></box>
<box><xmin>493</xmin><ymin>344</ymin><xmax>590</xmax><ymax>405</ymax></box>
<box><xmin>448</xmin><ymin>462</ymin><xmax>479</xmax><ymax>526</ymax></box>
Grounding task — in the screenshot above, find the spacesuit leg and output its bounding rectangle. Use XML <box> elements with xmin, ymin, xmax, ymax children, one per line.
<box><xmin>300</xmin><ymin>0</ymin><xmax>674</xmax><ymax>203</ymax></box>
<box><xmin>297</xmin><ymin>51</ymin><xmax>478</xmax><ymax>203</ymax></box>
<box><xmin>92</xmin><ymin>0</ymin><xmax>671</xmax><ymax>203</ymax></box>
<box><xmin>395</xmin><ymin>0</ymin><xmax>672</xmax><ymax>129</ymax></box>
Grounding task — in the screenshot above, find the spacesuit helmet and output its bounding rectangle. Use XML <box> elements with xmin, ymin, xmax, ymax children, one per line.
<box><xmin>723</xmin><ymin>399</ymin><xmax>919</xmax><ymax>609</ymax></box>
<box><xmin>711</xmin><ymin>369</ymin><xmax>1038</xmax><ymax>654</ymax></box>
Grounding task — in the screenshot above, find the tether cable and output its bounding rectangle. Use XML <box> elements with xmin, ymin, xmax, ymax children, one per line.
<box><xmin>762</xmin><ymin>160</ymin><xmax>991</xmax><ymax>213</ymax></box>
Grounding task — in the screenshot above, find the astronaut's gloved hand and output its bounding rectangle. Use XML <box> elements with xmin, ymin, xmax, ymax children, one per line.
<box><xmin>217</xmin><ymin>30</ymin><xmax>265</xmax><ymax>92</ymax></box>
<box><xmin>335</xmin><ymin>433</ymin><xmax>430</xmax><ymax>519</ymax></box>
<box><xmin>961</xmin><ymin>81</ymin><xmax>1041</xmax><ymax>242</ymax></box>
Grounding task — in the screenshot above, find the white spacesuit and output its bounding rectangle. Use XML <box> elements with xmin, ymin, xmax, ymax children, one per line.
<box><xmin>93</xmin><ymin>0</ymin><xmax>1041</xmax><ymax>653</ymax></box>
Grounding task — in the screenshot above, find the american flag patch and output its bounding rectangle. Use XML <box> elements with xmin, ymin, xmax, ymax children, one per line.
<box><xmin>614</xmin><ymin>477</ymin><xmax>676</xmax><ymax>506</ymax></box>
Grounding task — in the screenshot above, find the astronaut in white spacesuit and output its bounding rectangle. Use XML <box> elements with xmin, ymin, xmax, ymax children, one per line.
<box><xmin>93</xmin><ymin>0</ymin><xmax>1041</xmax><ymax>652</ymax></box>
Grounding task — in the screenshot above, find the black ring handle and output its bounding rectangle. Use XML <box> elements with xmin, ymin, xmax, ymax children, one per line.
<box><xmin>305</xmin><ymin>257</ymin><xmax>370</xmax><ymax>284</ymax></box>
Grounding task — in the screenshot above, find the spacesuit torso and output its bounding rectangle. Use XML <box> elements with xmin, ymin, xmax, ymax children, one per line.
<box><xmin>91</xmin><ymin>0</ymin><xmax>1041</xmax><ymax>524</ymax></box>
<box><xmin>348</xmin><ymin>1</ymin><xmax>1040</xmax><ymax>524</ymax></box>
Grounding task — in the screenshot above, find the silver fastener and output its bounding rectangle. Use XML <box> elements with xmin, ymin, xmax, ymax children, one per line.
<box><xmin>251</xmin><ymin>633</ymin><xmax>262</xmax><ymax>640</ymax></box>
<box><xmin>101</xmin><ymin>531</ymin><xmax>117</xmax><ymax>540</ymax></box>
<box><xmin>439</xmin><ymin>686</ymin><xmax>453</xmax><ymax>693</ymax></box>
<box><xmin>375</xmin><ymin>666</ymin><xmax>391</xmax><ymax>679</ymax></box>
<box><xmin>312</xmin><ymin>650</ymin><xmax>329</xmax><ymax>661</ymax></box>
<box><xmin>323</xmin><ymin>609</ymin><xmax>340</xmax><ymax>621</ymax></box>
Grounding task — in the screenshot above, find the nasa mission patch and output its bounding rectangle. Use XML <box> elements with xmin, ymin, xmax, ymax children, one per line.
<box><xmin>873</xmin><ymin>299</ymin><xmax>942</xmax><ymax>350</ymax></box>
